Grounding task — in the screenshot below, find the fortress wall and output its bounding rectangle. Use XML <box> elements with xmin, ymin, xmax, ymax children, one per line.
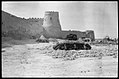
<box><xmin>2</xmin><ymin>11</ymin><xmax>95</xmax><ymax>40</ymax></box>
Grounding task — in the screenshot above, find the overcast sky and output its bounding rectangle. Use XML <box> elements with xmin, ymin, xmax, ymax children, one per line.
<box><xmin>2</xmin><ymin>1</ymin><xmax>118</xmax><ymax>38</ymax></box>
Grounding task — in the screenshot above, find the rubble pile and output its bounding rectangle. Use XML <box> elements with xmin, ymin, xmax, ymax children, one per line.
<box><xmin>92</xmin><ymin>36</ymin><xmax>118</xmax><ymax>45</ymax></box>
<box><xmin>36</xmin><ymin>39</ymin><xmax>49</xmax><ymax>43</ymax></box>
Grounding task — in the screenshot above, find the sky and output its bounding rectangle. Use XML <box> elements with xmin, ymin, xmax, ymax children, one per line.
<box><xmin>2</xmin><ymin>1</ymin><xmax>118</xmax><ymax>38</ymax></box>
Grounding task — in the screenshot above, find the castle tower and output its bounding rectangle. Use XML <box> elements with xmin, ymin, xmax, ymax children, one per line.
<box><xmin>42</xmin><ymin>11</ymin><xmax>62</xmax><ymax>38</ymax></box>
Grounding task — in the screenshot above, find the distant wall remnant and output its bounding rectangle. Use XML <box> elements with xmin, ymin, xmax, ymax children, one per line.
<box><xmin>85</xmin><ymin>30</ymin><xmax>95</xmax><ymax>41</ymax></box>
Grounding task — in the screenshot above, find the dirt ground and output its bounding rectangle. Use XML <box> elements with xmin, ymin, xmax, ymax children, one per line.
<box><xmin>2</xmin><ymin>43</ymin><xmax>118</xmax><ymax>77</ymax></box>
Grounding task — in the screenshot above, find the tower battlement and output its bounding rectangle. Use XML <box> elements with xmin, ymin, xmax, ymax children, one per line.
<box><xmin>45</xmin><ymin>11</ymin><xmax>58</xmax><ymax>13</ymax></box>
<box><xmin>44</xmin><ymin>11</ymin><xmax>59</xmax><ymax>17</ymax></box>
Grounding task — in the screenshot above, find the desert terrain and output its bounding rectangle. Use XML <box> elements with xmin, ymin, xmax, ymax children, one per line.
<box><xmin>2</xmin><ymin>42</ymin><xmax>118</xmax><ymax>77</ymax></box>
<box><xmin>2</xmin><ymin>2</ymin><xmax>118</xmax><ymax>78</ymax></box>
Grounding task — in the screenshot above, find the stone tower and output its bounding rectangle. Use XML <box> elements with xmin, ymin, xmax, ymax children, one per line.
<box><xmin>42</xmin><ymin>11</ymin><xmax>62</xmax><ymax>38</ymax></box>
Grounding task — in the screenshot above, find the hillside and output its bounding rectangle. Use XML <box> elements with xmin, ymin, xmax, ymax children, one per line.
<box><xmin>2</xmin><ymin>11</ymin><xmax>44</xmax><ymax>40</ymax></box>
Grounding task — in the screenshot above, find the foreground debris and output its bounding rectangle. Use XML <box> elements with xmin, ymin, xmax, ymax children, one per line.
<box><xmin>42</xmin><ymin>44</ymin><xmax>118</xmax><ymax>61</ymax></box>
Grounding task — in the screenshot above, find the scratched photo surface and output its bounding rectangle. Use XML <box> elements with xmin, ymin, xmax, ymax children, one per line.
<box><xmin>2</xmin><ymin>1</ymin><xmax>118</xmax><ymax>77</ymax></box>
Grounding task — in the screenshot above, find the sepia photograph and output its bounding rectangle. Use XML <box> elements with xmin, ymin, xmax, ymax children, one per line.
<box><xmin>2</xmin><ymin>1</ymin><xmax>118</xmax><ymax>77</ymax></box>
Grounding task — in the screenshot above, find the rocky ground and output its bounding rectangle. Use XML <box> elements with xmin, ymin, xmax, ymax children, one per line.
<box><xmin>2</xmin><ymin>43</ymin><xmax>118</xmax><ymax>77</ymax></box>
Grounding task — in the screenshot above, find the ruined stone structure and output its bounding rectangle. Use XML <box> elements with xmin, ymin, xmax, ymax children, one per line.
<box><xmin>42</xmin><ymin>11</ymin><xmax>95</xmax><ymax>41</ymax></box>
<box><xmin>42</xmin><ymin>11</ymin><xmax>62</xmax><ymax>38</ymax></box>
<box><xmin>2</xmin><ymin>10</ymin><xmax>95</xmax><ymax>41</ymax></box>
